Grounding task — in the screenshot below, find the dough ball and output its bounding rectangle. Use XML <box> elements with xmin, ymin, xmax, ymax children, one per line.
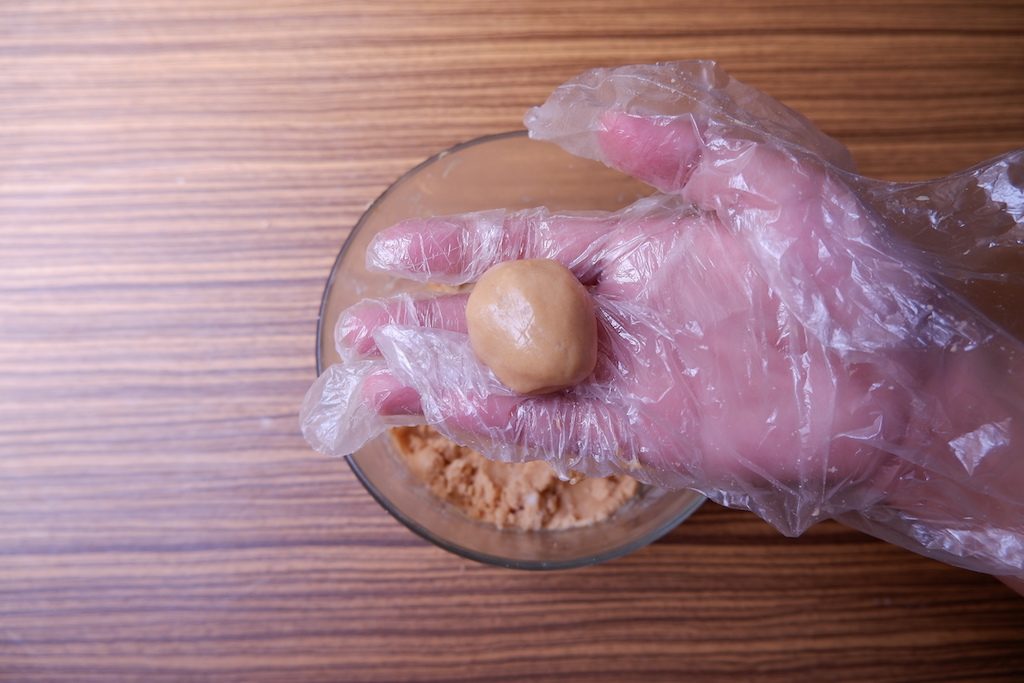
<box><xmin>466</xmin><ymin>259</ymin><xmax>597</xmax><ymax>394</ymax></box>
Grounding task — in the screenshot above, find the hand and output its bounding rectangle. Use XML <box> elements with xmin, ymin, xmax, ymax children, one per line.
<box><xmin>302</xmin><ymin>61</ymin><xmax>1024</xmax><ymax>579</ymax></box>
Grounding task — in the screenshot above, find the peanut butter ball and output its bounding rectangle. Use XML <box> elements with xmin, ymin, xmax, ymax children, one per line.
<box><xmin>466</xmin><ymin>259</ymin><xmax>597</xmax><ymax>394</ymax></box>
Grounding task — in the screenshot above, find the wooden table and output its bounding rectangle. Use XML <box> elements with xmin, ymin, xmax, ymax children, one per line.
<box><xmin>2</xmin><ymin>1</ymin><xmax>1022</xmax><ymax>680</ymax></box>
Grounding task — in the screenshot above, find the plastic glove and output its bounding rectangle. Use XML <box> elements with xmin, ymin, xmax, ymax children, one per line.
<box><xmin>302</xmin><ymin>61</ymin><xmax>1024</xmax><ymax>578</ymax></box>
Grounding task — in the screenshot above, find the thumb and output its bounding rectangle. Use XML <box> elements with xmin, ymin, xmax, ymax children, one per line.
<box><xmin>526</xmin><ymin>59</ymin><xmax>855</xmax><ymax>191</ymax></box>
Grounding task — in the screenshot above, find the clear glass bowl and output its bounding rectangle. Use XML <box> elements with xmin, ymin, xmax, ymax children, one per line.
<box><xmin>317</xmin><ymin>131</ymin><xmax>706</xmax><ymax>569</ymax></box>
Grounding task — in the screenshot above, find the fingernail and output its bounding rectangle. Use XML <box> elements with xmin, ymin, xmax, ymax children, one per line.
<box><xmin>363</xmin><ymin>372</ymin><xmax>422</xmax><ymax>416</ymax></box>
<box><xmin>337</xmin><ymin>301</ymin><xmax>387</xmax><ymax>356</ymax></box>
<box><xmin>367</xmin><ymin>231</ymin><xmax>412</xmax><ymax>272</ymax></box>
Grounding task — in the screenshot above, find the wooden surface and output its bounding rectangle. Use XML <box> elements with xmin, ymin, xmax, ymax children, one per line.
<box><xmin>1</xmin><ymin>1</ymin><xmax>1023</xmax><ymax>680</ymax></box>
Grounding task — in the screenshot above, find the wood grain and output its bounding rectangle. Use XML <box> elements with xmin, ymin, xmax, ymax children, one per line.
<box><xmin>1</xmin><ymin>1</ymin><xmax>1023</xmax><ymax>680</ymax></box>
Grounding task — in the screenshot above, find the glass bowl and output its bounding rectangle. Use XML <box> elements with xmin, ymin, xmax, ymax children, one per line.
<box><xmin>317</xmin><ymin>131</ymin><xmax>706</xmax><ymax>569</ymax></box>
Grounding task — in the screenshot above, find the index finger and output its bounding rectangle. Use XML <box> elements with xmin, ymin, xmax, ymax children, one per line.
<box><xmin>367</xmin><ymin>207</ymin><xmax>620</xmax><ymax>285</ymax></box>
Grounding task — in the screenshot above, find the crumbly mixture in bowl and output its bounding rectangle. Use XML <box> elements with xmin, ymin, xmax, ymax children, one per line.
<box><xmin>390</xmin><ymin>425</ymin><xmax>638</xmax><ymax>531</ymax></box>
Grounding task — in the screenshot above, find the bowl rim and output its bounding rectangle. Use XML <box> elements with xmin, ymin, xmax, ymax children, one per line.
<box><xmin>315</xmin><ymin>130</ymin><xmax>705</xmax><ymax>570</ymax></box>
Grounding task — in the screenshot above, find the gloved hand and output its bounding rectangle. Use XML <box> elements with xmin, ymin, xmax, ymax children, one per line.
<box><xmin>302</xmin><ymin>61</ymin><xmax>1024</xmax><ymax>579</ymax></box>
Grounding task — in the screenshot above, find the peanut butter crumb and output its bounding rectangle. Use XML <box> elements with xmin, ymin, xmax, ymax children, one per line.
<box><xmin>390</xmin><ymin>425</ymin><xmax>638</xmax><ymax>531</ymax></box>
